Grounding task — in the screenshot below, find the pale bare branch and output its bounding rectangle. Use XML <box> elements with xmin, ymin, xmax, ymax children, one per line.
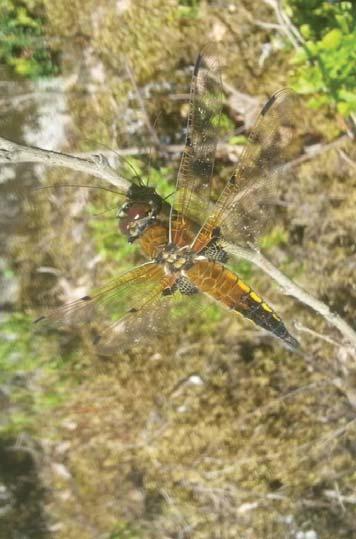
<box><xmin>0</xmin><ymin>136</ymin><xmax>129</xmax><ymax>191</ymax></box>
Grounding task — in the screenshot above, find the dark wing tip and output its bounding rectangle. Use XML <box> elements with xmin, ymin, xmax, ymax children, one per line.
<box><xmin>260</xmin><ymin>88</ymin><xmax>296</xmax><ymax>117</ymax></box>
<box><xmin>81</xmin><ymin>295</ymin><xmax>92</xmax><ymax>301</ymax></box>
<box><xmin>34</xmin><ymin>316</ymin><xmax>46</xmax><ymax>324</ymax></box>
<box><xmin>194</xmin><ymin>52</ymin><xmax>203</xmax><ymax>76</ymax></box>
<box><xmin>261</xmin><ymin>94</ymin><xmax>277</xmax><ymax>116</ymax></box>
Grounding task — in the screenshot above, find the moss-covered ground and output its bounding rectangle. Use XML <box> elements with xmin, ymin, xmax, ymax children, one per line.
<box><xmin>1</xmin><ymin>1</ymin><xmax>355</xmax><ymax>538</ymax></box>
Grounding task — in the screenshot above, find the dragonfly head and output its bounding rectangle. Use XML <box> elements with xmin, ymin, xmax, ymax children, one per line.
<box><xmin>117</xmin><ymin>184</ymin><xmax>162</xmax><ymax>242</ymax></box>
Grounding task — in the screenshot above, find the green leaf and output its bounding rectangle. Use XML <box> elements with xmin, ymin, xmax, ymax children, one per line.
<box><xmin>337</xmin><ymin>101</ymin><xmax>355</xmax><ymax>116</ymax></box>
<box><xmin>320</xmin><ymin>28</ymin><xmax>342</xmax><ymax>49</ymax></box>
<box><xmin>229</xmin><ymin>135</ymin><xmax>248</xmax><ymax>145</ymax></box>
<box><xmin>307</xmin><ymin>95</ymin><xmax>331</xmax><ymax>109</ymax></box>
<box><xmin>338</xmin><ymin>89</ymin><xmax>356</xmax><ymax>105</ymax></box>
<box><xmin>300</xmin><ymin>24</ymin><xmax>311</xmax><ymax>39</ymax></box>
<box><xmin>3</xmin><ymin>268</ymin><xmax>15</xmax><ymax>279</ymax></box>
<box><xmin>260</xmin><ymin>227</ymin><xmax>288</xmax><ymax>250</ymax></box>
<box><xmin>16</xmin><ymin>7</ymin><xmax>39</xmax><ymax>28</ymax></box>
<box><xmin>217</xmin><ymin>112</ymin><xmax>235</xmax><ymax>132</ymax></box>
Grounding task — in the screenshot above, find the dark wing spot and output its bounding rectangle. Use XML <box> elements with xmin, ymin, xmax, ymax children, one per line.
<box><xmin>186</xmin><ymin>133</ymin><xmax>193</xmax><ymax>149</ymax></box>
<box><xmin>128</xmin><ymin>307</ymin><xmax>138</xmax><ymax>313</ymax></box>
<box><xmin>81</xmin><ymin>295</ymin><xmax>92</xmax><ymax>301</ymax></box>
<box><xmin>261</xmin><ymin>94</ymin><xmax>276</xmax><ymax>116</ymax></box>
<box><xmin>194</xmin><ymin>53</ymin><xmax>202</xmax><ymax>76</ymax></box>
<box><xmin>162</xmin><ymin>287</ymin><xmax>174</xmax><ymax>297</ymax></box>
<box><xmin>34</xmin><ymin>316</ymin><xmax>46</xmax><ymax>323</ymax></box>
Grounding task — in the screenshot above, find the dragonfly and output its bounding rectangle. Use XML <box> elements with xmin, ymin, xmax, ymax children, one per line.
<box><xmin>31</xmin><ymin>44</ymin><xmax>300</xmax><ymax>350</ymax></box>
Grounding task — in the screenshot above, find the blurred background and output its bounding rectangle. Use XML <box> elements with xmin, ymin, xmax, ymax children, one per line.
<box><xmin>0</xmin><ymin>1</ymin><xmax>355</xmax><ymax>538</ymax></box>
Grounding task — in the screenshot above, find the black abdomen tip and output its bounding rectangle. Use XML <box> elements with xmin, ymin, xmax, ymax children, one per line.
<box><xmin>284</xmin><ymin>333</ymin><xmax>300</xmax><ymax>350</ymax></box>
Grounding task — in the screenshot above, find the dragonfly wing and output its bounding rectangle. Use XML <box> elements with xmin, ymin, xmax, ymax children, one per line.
<box><xmin>34</xmin><ymin>261</ymin><xmax>174</xmax><ymax>349</ymax></box>
<box><xmin>7</xmin><ymin>177</ymin><xmax>170</xmax><ymax>310</ymax></box>
<box><xmin>194</xmin><ymin>89</ymin><xmax>300</xmax><ymax>249</ymax></box>
<box><xmin>171</xmin><ymin>43</ymin><xmax>224</xmax><ymax>242</ymax></box>
<box><xmin>5</xmin><ymin>180</ymin><xmax>124</xmax><ymax>313</ymax></box>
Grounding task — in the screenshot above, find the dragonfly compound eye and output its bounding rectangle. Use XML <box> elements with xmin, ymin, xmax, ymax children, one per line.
<box><xmin>118</xmin><ymin>202</ymin><xmax>154</xmax><ymax>238</ymax></box>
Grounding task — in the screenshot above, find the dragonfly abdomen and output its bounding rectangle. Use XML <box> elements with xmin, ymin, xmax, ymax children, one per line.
<box><xmin>186</xmin><ymin>260</ymin><xmax>299</xmax><ymax>349</ymax></box>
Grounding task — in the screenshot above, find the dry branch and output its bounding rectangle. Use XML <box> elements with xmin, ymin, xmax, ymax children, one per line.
<box><xmin>0</xmin><ymin>136</ymin><xmax>129</xmax><ymax>191</ymax></box>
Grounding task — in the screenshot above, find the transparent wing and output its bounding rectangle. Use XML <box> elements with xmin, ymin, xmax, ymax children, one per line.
<box><xmin>7</xmin><ymin>175</ymin><xmax>159</xmax><ymax>309</ymax></box>
<box><xmin>34</xmin><ymin>261</ymin><xmax>173</xmax><ymax>349</ymax></box>
<box><xmin>170</xmin><ymin>43</ymin><xmax>223</xmax><ymax>243</ymax></box>
<box><xmin>10</xmin><ymin>178</ymin><xmax>125</xmax><ymax>262</ymax></box>
<box><xmin>193</xmin><ymin>89</ymin><xmax>300</xmax><ymax>249</ymax></box>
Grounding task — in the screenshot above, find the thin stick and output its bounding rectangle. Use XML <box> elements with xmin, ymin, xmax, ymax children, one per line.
<box><xmin>3</xmin><ymin>135</ymin><xmax>347</xmax><ymax>176</ymax></box>
<box><xmin>294</xmin><ymin>322</ymin><xmax>342</xmax><ymax>348</ymax></box>
<box><xmin>0</xmin><ymin>136</ymin><xmax>129</xmax><ymax>191</ymax></box>
<box><xmin>224</xmin><ymin>242</ymin><xmax>356</xmax><ymax>349</ymax></box>
<box><xmin>283</xmin><ymin>135</ymin><xmax>349</xmax><ymax>171</ymax></box>
<box><xmin>125</xmin><ymin>62</ymin><xmax>161</xmax><ymax>147</ymax></box>
<box><xmin>263</xmin><ymin>0</ymin><xmax>305</xmax><ymax>50</ymax></box>
<box><xmin>0</xmin><ymin>136</ymin><xmax>243</xmax><ymax>175</ymax></box>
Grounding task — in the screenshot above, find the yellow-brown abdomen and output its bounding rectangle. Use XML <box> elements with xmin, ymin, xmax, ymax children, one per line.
<box><xmin>186</xmin><ymin>260</ymin><xmax>298</xmax><ymax>348</ymax></box>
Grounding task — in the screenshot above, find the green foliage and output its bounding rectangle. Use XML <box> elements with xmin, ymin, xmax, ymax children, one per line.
<box><xmin>146</xmin><ymin>165</ymin><xmax>175</xmax><ymax>200</ymax></box>
<box><xmin>109</xmin><ymin>522</ymin><xmax>143</xmax><ymax>539</ymax></box>
<box><xmin>121</xmin><ymin>157</ymin><xmax>144</xmax><ymax>182</ymax></box>
<box><xmin>228</xmin><ymin>258</ymin><xmax>253</xmax><ymax>281</ymax></box>
<box><xmin>177</xmin><ymin>0</ymin><xmax>201</xmax><ymax>19</ymax></box>
<box><xmin>0</xmin><ymin>0</ymin><xmax>58</xmax><ymax>78</ymax></box>
<box><xmin>0</xmin><ymin>313</ymin><xmax>39</xmax><ymax>375</ymax></box>
<box><xmin>260</xmin><ymin>226</ymin><xmax>289</xmax><ymax>250</ymax></box>
<box><xmin>287</xmin><ymin>0</ymin><xmax>356</xmax><ymax>116</ymax></box>
<box><xmin>89</xmin><ymin>206</ymin><xmax>140</xmax><ymax>270</ymax></box>
<box><xmin>217</xmin><ymin>112</ymin><xmax>235</xmax><ymax>134</ymax></box>
<box><xmin>229</xmin><ymin>134</ymin><xmax>249</xmax><ymax>145</ymax></box>
<box><xmin>0</xmin><ymin>313</ymin><xmax>69</xmax><ymax>436</ymax></box>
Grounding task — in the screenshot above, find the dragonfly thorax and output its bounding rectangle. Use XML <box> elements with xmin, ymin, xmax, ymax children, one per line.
<box><xmin>158</xmin><ymin>243</ymin><xmax>200</xmax><ymax>274</ymax></box>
